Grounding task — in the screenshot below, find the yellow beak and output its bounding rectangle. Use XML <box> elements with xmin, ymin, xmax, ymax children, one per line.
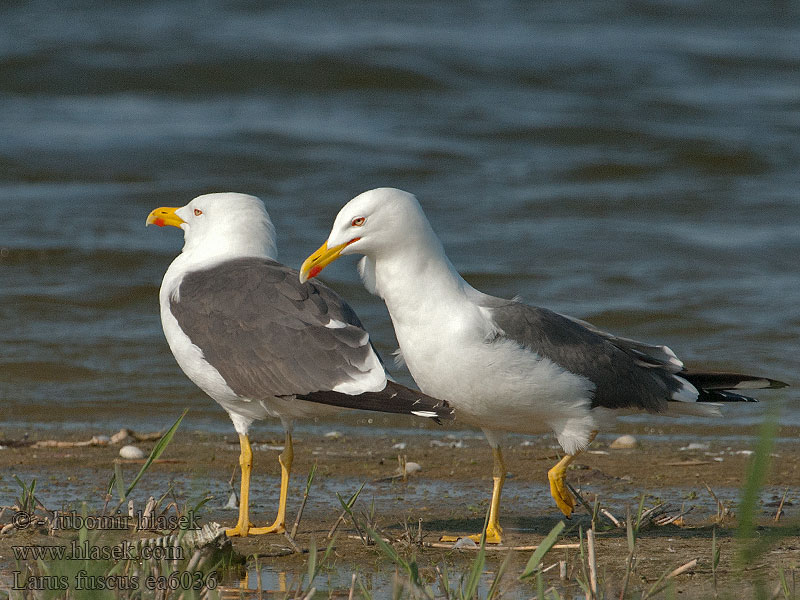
<box><xmin>146</xmin><ymin>207</ymin><xmax>184</xmax><ymax>228</ymax></box>
<box><xmin>299</xmin><ymin>239</ymin><xmax>354</xmax><ymax>283</ymax></box>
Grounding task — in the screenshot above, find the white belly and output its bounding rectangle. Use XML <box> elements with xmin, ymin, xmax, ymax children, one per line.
<box><xmin>393</xmin><ymin>309</ymin><xmax>598</xmax><ymax>454</ymax></box>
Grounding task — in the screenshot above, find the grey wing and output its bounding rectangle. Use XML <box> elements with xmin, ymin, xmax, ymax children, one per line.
<box><xmin>487</xmin><ymin>301</ymin><xmax>688</xmax><ymax>411</ymax></box>
<box><xmin>561</xmin><ymin>314</ymin><xmax>684</xmax><ymax>372</ymax></box>
<box><xmin>170</xmin><ymin>258</ymin><xmax>384</xmax><ymax>400</ymax></box>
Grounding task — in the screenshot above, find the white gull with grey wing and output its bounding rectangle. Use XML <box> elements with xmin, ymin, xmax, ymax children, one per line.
<box><xmin>300</xmin><ymin>187</ymin><xmax>786</xmax><ymax>544</ymax></box>
<box><xmin>147</xmin><ymin>192</ymin><xmax>452</xmax><ymax>538</ymax></box>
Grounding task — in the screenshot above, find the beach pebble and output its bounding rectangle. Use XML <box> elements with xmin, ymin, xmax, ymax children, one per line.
<box><xmin>679</xmin><ymin>442</ymin><xmax>709</xmax><ymax>451</ymax></box>
<box><xmin>256</xmin><ymin>444</ymin><xmax>285</xmax><ymax>452</ymax></box>
<box><xmin>119</xmin><ymin>445</ymin><xmax>145</xmax><ymax>459</ymax></box>
<box><xmin>430</xmin><ymin>439</ymin><xmax>465</xmax><ymax>448</ymax></box>
<box><xmin>610</xmin><ymin>434</ymin><xmax>638</xmax><ymax>449</ymax></box>
<box><xmin>403</xmin><ymin>461</ymin><xmax>422</xmax><ymax>475</ymax></box>
<box><xmin>324</xmin><ymin>431</ymin><xmax>342</xmax><ymax>440</ymax></box>
<box><xmin>110</xmin><ymin>429</ymin><xmax>131</xmax><ymax>444</ymax></box>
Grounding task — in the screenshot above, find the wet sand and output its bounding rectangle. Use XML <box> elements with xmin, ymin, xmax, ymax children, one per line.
<box><xmin>2</xmin><ymin>421</ymin><xmax>799</xmax><ymax>597</ymax></box>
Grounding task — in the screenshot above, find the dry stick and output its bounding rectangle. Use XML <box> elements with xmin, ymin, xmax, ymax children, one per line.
<box><xmin>283</xmin><ymin>530</ymin><xmax>302</xmax><ymax>554</ymax></box>
<box><xmin>667</xmin><ymin>559</ymin><xmax>698</xmax><ymax>580</ymax></box>
<box><xmin>347</xmin><ymin>573</ymin><xmax>356</xmax><ymax>600</ymax></box>
<box><xmin>290</xmin><ymin>464</ymin><xmax>317</xmax><ymax>539</ymax></box>
<box><xmin>348</xmin><ymin>534</ymin><xmax>580</xmax><ymax>552</ymax></box>
<box><xmin>541</xmin><ymin>562</ymin><xmax>560</xmax><ymax>574</ymax></box>
<box><xmin>327</xmin><ymin>484</ymin><xmax>365</xmax><ymax>539</ymax></box>
<box><xmin>600</xmin><ymin>508</ymin><xmax>623</xmax><ymax>528</ymax></box>
<box><xmin>568</xmin><ymin>482</ymin><xmax>619</xmax><ymax>529</ymax></box>
<box><xmin>704</xmin><ymin>482</ymin><xmax>727</xmax><ymax>520</ymax></box>
<box><xmin>643</xmin><ymin>558</ymin><xmax>699</xmax><ymax>599</ymax></box>
<box><xmin>436</xmin><ymin>566</ymin><xmax>452</xmax><ymax>600</ymax></box>
<box><xmin>300</xmin><ymin>587</ymin><xmax>316</xmax><ymax>600</ymax></box>
<box><xmin>775</xmin><ymin>488</ymin><xmax>789</xmax><ymax>522</ymax></box>
<box><xmin>328</xmin><ymin>509</ymin><xmax>350</xmax><ymax>539</ymax></box>
<box><xmin>618</xmin><ymin>507</ymin><xmax>636</xmax><ymax>600</ymax></box>
<box><xmin>586</xmin><ymin>528</ymin><xmax>598</xmax><ymax>600</ymax></box>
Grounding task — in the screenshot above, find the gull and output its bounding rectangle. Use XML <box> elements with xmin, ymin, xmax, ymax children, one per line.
<box><xmin>300</xmin><ymin>187</ymin><xmax>786</xmax><ymax>543</ymax></box>
<box><xmin>147</xmin><ymin>192</ymin><xmax>452</xmax><ymax>537</ymax></box>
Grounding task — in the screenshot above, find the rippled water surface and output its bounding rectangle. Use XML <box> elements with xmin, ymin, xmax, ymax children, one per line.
<box><xmin>1</xmin><ymin>1</ymin><xmax>798</xmax><ymax>432</ymax></box>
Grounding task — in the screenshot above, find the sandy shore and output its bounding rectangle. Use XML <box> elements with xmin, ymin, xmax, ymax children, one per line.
<box><xmin>2</xmin><ymin>421</ymin><xmax>799</xmax><ymax>597</ymax></box>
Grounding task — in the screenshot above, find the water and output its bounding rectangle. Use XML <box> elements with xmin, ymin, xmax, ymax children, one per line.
<box><xmin>1</xmin><ymin>1</ymin><xmax>798</xmax><ymax>433</ymax></box>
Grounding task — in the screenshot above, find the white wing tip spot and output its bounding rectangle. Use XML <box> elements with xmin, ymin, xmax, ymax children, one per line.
<box><xmin>672</xmin><ymin>376</ymin><xmax>699</xmax><ymax>402</ymax></box>
<box><xmin>734</xmin><ymin>378</ymin><xmax>771</xmax><ymax>390</ymax></box>
<box><xmin>325</xmin><ymin>318</ymin><xmax>348</xmax><ymax>329</ymax></box>
<box><xmin>411</xmin><ymin>410</ymin><xmax>438</xmax><ymax>418</ymax></box>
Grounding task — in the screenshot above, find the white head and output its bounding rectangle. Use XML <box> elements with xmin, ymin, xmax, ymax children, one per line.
<box><xmin>147</xmin><ymin>192</ymin><xmax>278</xmax><ymax>263</ymax></box>
<box><xmin>299</xmin><ymin>187</ymin><xmax>440</xmax><ymax>282</ymax></box>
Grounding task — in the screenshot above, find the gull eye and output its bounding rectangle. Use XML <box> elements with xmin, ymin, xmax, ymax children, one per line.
<box><xmin>194</xmin><ymin>209</ymin><xmax>203</xmax><ymax>216</ymax></box>
<box><xmin>351</xmin><ymin>216</ymin><xmax>365</xmax><ymax>227</ymax></box>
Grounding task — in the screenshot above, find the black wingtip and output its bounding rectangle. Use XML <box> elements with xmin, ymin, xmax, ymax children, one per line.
<box><xmin>683</xmin><ymin>371</ymin><xmax>789</xmax><ymax>393</ymax></box>
<box><xmin>766</xmin><ymin>378</ymin><xmax>789</xmax><ymax>389</ymax></box>
<box><xmin>293</xmin><ymin>383</ymin><xmax>455</xmax><ymax>421</ymax></box>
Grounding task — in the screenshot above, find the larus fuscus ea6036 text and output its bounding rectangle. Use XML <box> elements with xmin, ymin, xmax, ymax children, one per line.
<box><xmin>299</xmin><ymin>187</ymin><xmax>787</xmax><ymax>544</ymax></box>
<box><xmin>147</xmin><ymin>192</ymin><xmax>452</xmax><ymax>538</ymax></box>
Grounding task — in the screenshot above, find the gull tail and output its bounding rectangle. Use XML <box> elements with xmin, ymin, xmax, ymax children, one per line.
<box><xmin>293</xmin><ymin>381</ymin><xmax>454</xmax><ymax>423</ymax></box>
<box><xmin>682</xmin><ymin>371</ymin><xmax>788</xmax><ymax>403</ymax></box>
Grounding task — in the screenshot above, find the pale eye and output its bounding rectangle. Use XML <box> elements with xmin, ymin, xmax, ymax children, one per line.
<box><xmin>194</xmin><ymin>209</ymin><xmax>203</xmax><ymax>216</ymax></box>
<box><xmin>351</xmin><ymin>216</ymin><xmax>365</xmax><ymax>227</ymax></box>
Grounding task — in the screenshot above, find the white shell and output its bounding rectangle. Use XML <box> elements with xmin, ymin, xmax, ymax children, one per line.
<box><xmin>609</xmin><ymin>434</ymin><xmax>638</xmax><ymax>449</ymax></box>
<box><xmin>119</xmin><ymin>445</ymin><xmax>145</xmax><ymax>459</ymax></box>
<box><xmin>403</xmin><ymin>461</ymin><xmax>422</xmax><ymax>475</ymax></box>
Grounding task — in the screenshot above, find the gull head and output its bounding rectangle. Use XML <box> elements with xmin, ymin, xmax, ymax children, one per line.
<box><xmin>147</xmin><ymin>192</ymin><xmax>277</xmax><ymax>262</ymax></box>
<box><xmin>300</xmin><ymin>187</ymin><xmax>428</xmax><ymax>282</ymax></box>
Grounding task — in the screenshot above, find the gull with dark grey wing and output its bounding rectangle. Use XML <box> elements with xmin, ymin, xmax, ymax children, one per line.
<box><xmin>147</xmin><ymin>192</ymin><xmax>452</xmax><ymax>538</ymax></box>
<box><xmin>300</xmin><ymin>187</ymin><xmax>786</xmax><ymax>544</ymax></box>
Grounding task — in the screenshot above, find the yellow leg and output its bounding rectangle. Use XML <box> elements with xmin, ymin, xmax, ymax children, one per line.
<box><xmin>441</xmin><ymin>446</ymin><xmax>505</xmax><ymax>544</ymax></box>
<box><xmin>248</xmin><ymin>430</ymin><xmax>293</xmax><ymax>535</ymax></box>
<box><xmin>226</xmin><ymin>433</ymin><xmax>253</xmax><ymax>537</ymax></box>
<box><xmin>226</xmin><ymin>431</ymin><xmax>294</xmax><ymax>537</ymax></box>
<box><xmin>547</xmin><ymin>431</ymin><xmax>597</xmax><ymax>517</ymax></box>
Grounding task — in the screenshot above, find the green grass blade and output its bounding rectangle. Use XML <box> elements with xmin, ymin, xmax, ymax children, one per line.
<box><xmin>125</xmin><ymin>409</ymin><xmax>188</xmax><ymax>497</ymax></box>
<box><xmin>366</xmin><ymin>527</ymin><xmax>410</xmax><ymax>573</ymax></box>
<box><xmin>305</xmin><ymin>463</ymin><xmax>318</xmax><ymax>495</ymax></box>
<box><xmin>307</xmin><ymin>537</ymin><xmax>317</xmax><ymax>585</ymax></box>
<box><xmin>536</xmin><ymin>571</ymin><xmax>545</xmax><ymax>600</ymax></box>
<box><xmin>736</xmin><ymin>408</ymin><xmax>779</xmax><ymax>565</ymax></box>
<box><xmin>357</xmin><ymin>575</ymin><xmax>373</xmax><ymax>600</ymax></box>
<box><xmin>520</xmin><ymin>520</ymin><xmax>566</xmax><ymax>579</ymax></box>
<box><xmin>486</xmin><ymin>550</ymin><xmax>512</xmax><ymax>600</ymax></box>
<box><xmin>462</xmin><ymin>545</ymin><xmax>486</xmax><ymax>599</ymax></box>
<box><xmin>113</xmin><ymin>461</ymin><xmax>127</xmax><ymax>502</ymax></box>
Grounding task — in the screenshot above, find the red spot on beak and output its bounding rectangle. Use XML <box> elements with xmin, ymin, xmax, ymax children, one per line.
<box><xmin>154</xmin><ymin>218</ymin><xmax>165</xmax><ymax>227</ymax></box>
<box><xmin>308</xmin><ymin>265</ymin><xmax>322</xmax><ymax>279</ymax></box>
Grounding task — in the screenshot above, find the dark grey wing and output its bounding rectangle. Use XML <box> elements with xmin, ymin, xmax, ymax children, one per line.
<box><xmin>170</xmin><ymin>257</ymin><xmax>454</xmax><ymax>420</ymax></box>
<box><xmin>561</xmin><ymin>314</ymin><xmax>684</xmax><ymax>372</ymax></box>
<box><xmin>487</xmin><ymin>301</ymin><xmax>683</xmax><ymax>411</ymax></box>
<box><xmin>296</xmin><ymin>380</ymin><xmax>454</xmax><ymax>421</ymax></box>
<box><xmin>562</xmin><ymin>312</ymin><xmax>787</xmax><ymax>401</ymax></box>
<box><xmin>171</xmin><ymin>257</ymin><xmax>383</xmax><ymax>399</ymax></box>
